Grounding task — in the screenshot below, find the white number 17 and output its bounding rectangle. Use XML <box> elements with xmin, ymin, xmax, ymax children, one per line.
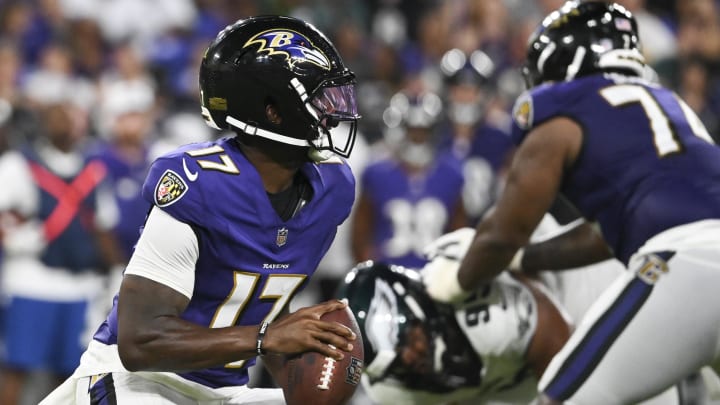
<box><xmin>209</xmin><ymin>272</ymin><xmax>306</xmax><ymax>368</ymax></box>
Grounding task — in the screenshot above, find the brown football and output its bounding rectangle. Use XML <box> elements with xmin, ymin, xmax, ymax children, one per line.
<box><xmin>280</xmin><ymin>306</ymin><xmax>365</xmax><ymax>405</ymax></box>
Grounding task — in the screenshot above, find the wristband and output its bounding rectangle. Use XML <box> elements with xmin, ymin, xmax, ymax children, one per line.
<box><xmin>508</xmin><ymin>247</ymin><xmax>525</xmax><ymax>272</ymax></box>
<box><xmin>256</xmin><ymin>321</ymin><xmax>270</xmax><ymax>356</ymax></box>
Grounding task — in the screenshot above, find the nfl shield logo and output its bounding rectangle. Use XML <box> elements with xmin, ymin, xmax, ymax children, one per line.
<box><xmin>276</xmin><ymin>227</ymin><xmax>288</xmax><ymax>247</ymax></box>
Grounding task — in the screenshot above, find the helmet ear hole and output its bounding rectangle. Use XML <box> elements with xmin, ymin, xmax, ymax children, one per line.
<box><xmin>265</xmin><ymin>104</ymin><xmax>282</xmax><ymax>125</ymax></box>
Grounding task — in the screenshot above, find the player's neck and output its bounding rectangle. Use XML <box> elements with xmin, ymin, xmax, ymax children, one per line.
<box><xmin>238</xmin><ymin>142</ymin><xmax>303</xmax><ymax>194</ymax></box>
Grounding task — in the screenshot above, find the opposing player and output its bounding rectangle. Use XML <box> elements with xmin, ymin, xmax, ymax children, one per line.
<box><xmin>41</xmin><ymin>16</ymin><xmax>361</xmax><ymax>404</ymax></box>
<box><xmin>423</xmin><ymin>1</ymin><xmax>720</xmax><ymax>403</ymax></box>
<box><xmin>338</xmin><ymin>260</ymin><xmax>571</xmax><ymax>405</ymax></box>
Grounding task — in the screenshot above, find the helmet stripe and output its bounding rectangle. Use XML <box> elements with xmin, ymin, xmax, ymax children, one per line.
<box><xmin>565</xmin><ymin>46</ymin><xmax>587</xmax><ymax>81</ymax></box>
<box><xmin>537</xmin><ymin>41</ymin><xmax>557</xmax><ymax>75</ymax></box>
<box><xmin>290</xmin><ymin>78</ymin><xmax>308</xmax><ymax>101</ymax></box>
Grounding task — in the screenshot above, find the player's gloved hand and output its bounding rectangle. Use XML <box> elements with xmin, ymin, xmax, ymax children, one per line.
<box><xmin>421</xmin><ymin>227</ymin><xmax>476</xmax><ymax>303</ymax></box>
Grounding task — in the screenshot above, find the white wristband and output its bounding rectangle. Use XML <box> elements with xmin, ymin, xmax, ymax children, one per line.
<box><xmin>508</xmin><ymin>247</ymin><xmax>525</xmax><ymax>273</ymax></box>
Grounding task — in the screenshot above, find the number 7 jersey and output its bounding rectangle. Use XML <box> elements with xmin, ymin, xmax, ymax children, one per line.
<box><xmin>511</xmin><ymin>73</ymin><xmax>720</xmax><ymax>264</ymax></box>
<box><xmin>92</xmin><ymin>136</ymin><xmax>355</xmax><ymax>388</ymax></box>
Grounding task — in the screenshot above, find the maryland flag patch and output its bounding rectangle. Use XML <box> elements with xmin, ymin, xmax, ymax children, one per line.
<box><xmin>512</xmin><ymin>92</ymin><xmax>534</xmax><ymax>130</ymax></box>
<box><xmin>154</xmin><ymin>170</ymin><xmax>188</xmax><ymax>207</ymax></box>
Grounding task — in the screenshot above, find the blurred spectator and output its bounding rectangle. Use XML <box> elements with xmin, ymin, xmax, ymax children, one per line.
<box><xmin>22</xmin><ymin>42</ymin><xmax>96</xmax><ymax>115</ymax></box>
<box><xmin>351</xmin><ymin>90</ymin><xmax>467</xmax><ymax>268</ymax></box>
<box><xmin>94</xmin><ymin>0</ymin><xmax>197</xmax><ymax>48</ymax></box>
<box><xmin>96</xmin><ymin>43</ymin><xmax>156</xmax><ymax>137</ymax></box>
<box><xmin>66</xmin><ymin>18</ymin><xmax>106</xmax><ymax>79</ymax></box>
<box><xmin>0</xmin><ymin>1</ymin><xmax>53</xmax><ymax>65</ymax></box>
<box><xmin>0</xmin><ymin>42</ymin><xmax>41</xmax><ymax>146</ymax></box>
<box><xmin>0</xmin><ymin>42</ymin><xmax>22</xmax><ymax>104</ymax></box>
<box><xmin>676</xmin><ymin>57</ymin><xmax>720</xmax><ymax>142</ymax></box>
<box><xmin>677</xmin><ymin>0</ymin><xmax>720</xmax><ymax>62</ymax></box>
<box><xmin>0</xmin><ymin>100</ymin><xmax>118</xmax><ymax>405</ymax></box>
<box><xmin>398</xmin><ymin>6</ymin><xmax>453</xmax><ymax>92</ymax></box>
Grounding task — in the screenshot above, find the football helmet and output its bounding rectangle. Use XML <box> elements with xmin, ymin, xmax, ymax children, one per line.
<box><xmin>336</xmin><ymin>261</ymin><xmax>481</xmax><ymax>393</ymax></box>
<box><xmin>382</xmin><ymin>90</ymin><xmax>442</xmax><ymax>166</ymax></box>
<box><xmin>199</xmin><ymin>16</ymin><xmax>360</xmax><ymax>158</ymax></box>
<box><xmin>522</xmin><ymin>1</ymin><xmax>645</xmax><ymax>88</ymax></box>
<box><xmin>440</xmin><ymin>49</ymin><xmax>494</xmax><ymax>126</ymax></box>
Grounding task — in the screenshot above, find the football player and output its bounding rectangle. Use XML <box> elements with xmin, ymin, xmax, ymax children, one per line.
<box><xmin>351</xmin><ymin>90</ymin><xmax>467</xmax><ymax>268</ymax></box>
<box><xmin>338</xmin><ymin>259</ymin><xmax>571</xmax><ymax>405</ymax></box>
<box><xmin>41</xmin><ymin>16</ymin><xmax>361</xmax><ymax>404</ymax></box>
<box><xmin>423</xmin><ymin>2</ymin><xmax>720</xmax><ymax>404</ymax></box>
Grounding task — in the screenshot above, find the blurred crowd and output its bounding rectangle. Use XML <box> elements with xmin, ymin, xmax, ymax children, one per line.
<box><xmin>0</xmin><ymin>0</ymin><xmax>718</xmax><ymax>403</ymax></box>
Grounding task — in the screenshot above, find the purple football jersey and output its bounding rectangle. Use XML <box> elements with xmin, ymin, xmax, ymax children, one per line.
<box><xmin>361</xmin><ymin>153</ymin><xmax>465</xmax><ymax>268</ymax></box>
<box><xmin>93</xmin><ymin>137</ymin><xmax>355</xmax><ymax>388</ymax></box>
<box><xmin>92</xmin><ymin>143</ymin><xmax>152</xmax><ymax>260</ymax></box>
<box><xmin>511</xmin><ymin>74</ymin><xmax>720</xmax><ymax>263</ymax></box>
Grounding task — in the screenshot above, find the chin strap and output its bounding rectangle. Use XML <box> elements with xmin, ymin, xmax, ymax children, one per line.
<box><xmin>226</xmin><ymin>115</ymin><xmax>311</xmax><ymax>147</ymax></box>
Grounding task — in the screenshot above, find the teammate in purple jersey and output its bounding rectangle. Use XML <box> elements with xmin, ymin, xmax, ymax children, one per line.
<box><xmin>352</xmin><ymin>90</ymin><xmax>466</xmax><ymax>269</ymax></box>
<box><xmin>423</xmin><ymin>1</ymin><xmax>720</xmax><ymax>404</ymax></box>
<box><xmin>42</xmin><ymin>15</ymin><xmax>361</xmax><ymax>404</ymax></box>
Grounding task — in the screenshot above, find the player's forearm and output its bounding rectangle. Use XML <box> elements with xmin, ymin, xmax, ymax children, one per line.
<box><xmin>457</xmin><ymin>232</ymin><xmax>519</xmax><ymax>290</ymax></box>
<box><xmin>118</xmin><ymin>318</ymin><xmax>260</xmax><ymax>372</ymax></box>
<box><xmin>521</xmin><ymin>222</ymin><xmax>612</xmax><ymax>272</ymax></box>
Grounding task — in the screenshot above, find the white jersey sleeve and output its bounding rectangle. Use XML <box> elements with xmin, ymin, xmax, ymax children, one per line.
<box><xmin>0</xmin><ymin>151</ymin><xmax>38</xmax><ymax>216</ymax></box>
<box><xmin>124</xmin><ymin>207</ymin><xmax>198</xmax><ymax>299</ymax></box>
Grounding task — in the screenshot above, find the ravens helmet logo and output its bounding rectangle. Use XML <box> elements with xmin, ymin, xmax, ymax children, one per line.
<box><xmin>244</xmin><ymin>29</ymin><xmax>331</xmax><ymax>70</ymax></box>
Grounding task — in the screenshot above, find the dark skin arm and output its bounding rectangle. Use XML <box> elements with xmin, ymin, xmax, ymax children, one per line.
<box><xmin>117</xmin><ymin>275</ymin><xmax>355</xmax><ymax>372</ymax></box>
<box><xmin>457</xmin><ymin>117</ymin><xmax>583</xmax><ymax>291</ymax></box>
<box><xmin>448</xmin><ymin>195</ymin><xmax>469</xmax><ymax>231</ymax></box>
<box><xmin>521</xmin><ymin>221</ymin><xmax>613</xmax><ymax>273</ymax></box>
<box><xmin>262</xmin><ymin>306</ymin><xmax>290</xmax><ymax>383</ymax></box>
<box><xmin>514</xmin><ymin>273</ymin><xmax>571</xmax><ymax>378</ymax></box>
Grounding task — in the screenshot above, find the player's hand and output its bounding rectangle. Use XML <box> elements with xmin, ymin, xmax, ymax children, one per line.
<box><xmin>421</xmin><ymin>227</ymin><xmax>476</xmax><ymax>303</ymax></box>
<box><xmin>261</xmin><ymin>300</ymin><xmax>357</xmax><ymax>361</ymax></box>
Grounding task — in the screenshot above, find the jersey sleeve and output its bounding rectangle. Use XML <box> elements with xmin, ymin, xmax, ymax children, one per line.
<box><xmin>141</xmin><ymin>155</ymin><xmax>206</xmax><ymax>226</ymax></box>
<box><xmin>511</xmin><ymin>83</ymin><xmax>580</xmax><ymax>145</ymax></box>
<box><xmin>335</xmin><ymin>159</ymin><xmax>356</xmax><ymax>224</ymax></box>
<box><xmin>0</xmin><ymin>151</ymin><xmax>38</xmax><ymax>216</ymax></box>
<box><xmin>317</xmin><ymin>157</ymin><xmax>356</xmax><ymax>226</ymax></box>
<box><xmin>124</xmin><ymin>206</ymin><xmax>199</xmax><ymax>298</ymax></box>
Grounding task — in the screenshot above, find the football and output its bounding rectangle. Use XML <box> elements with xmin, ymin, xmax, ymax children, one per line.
<box><xmin>280</xmin><ymin>306</ymin><xmax>365</xmax><ymax>405</ymax></box>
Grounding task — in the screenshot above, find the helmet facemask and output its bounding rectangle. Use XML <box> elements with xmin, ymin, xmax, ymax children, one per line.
<box><xmin>303</xmin><ymin>74</ymin><xmax>360</xmax><ymax>159</ymax></box>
